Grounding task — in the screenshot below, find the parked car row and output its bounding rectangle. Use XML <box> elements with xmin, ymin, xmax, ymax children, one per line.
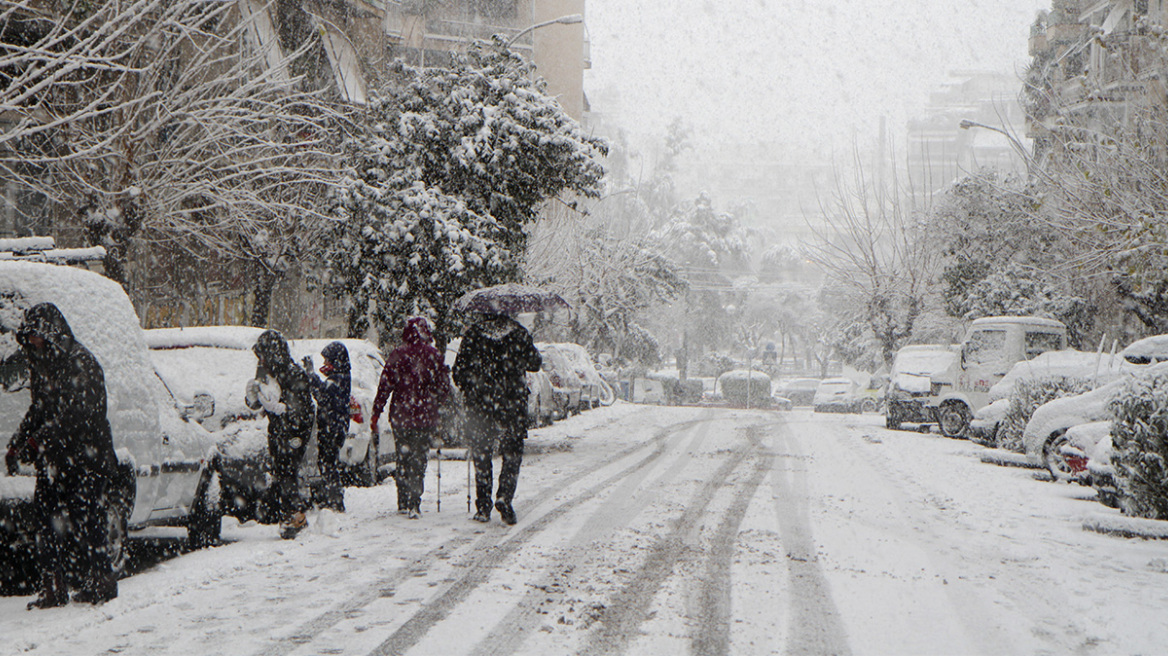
<box><xmin>882</xmin><ymin>324</ymin><xmax>1168</xmax><ymax>515</ymax></box>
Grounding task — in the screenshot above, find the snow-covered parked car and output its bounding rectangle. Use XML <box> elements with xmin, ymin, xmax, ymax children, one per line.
<box><xmin>1023</xmin><ymin>361</ymin><xmax>1168</xmax><ymax>482</ymax></box>
<box><xmin>145</xmin><ymin>327</ymin><xmax>386</xmax><ymax>522</ymax></box>
<box><xmin>813</xmin><ymin>377</ymin><xmax>872</xmax><ymax>413</ymax></box>
<box><xmin>777</xmin><ymin>377</ymin><xmax>820</xmax><ymax>406</ymax></box>
<box><xmin>967</xmin><ymin>349</ymin><xmax>1131</xmax><ymax>444</ymax></box>
<box><xmin>1085</xmin><ymin>432</ymin><xmax>1121</xmax><ymax>509</ymax></box>
<box><xmin>0</xmin><ymin>262</ymin><xmax>222</xmax><ymax>591</ymax></box>
<box><xmin>885</xmin><ymin>345</ymin><xmax>956</xmax><ymax>430</ymax></box>
<box><xmin>536</xmin><ymin>342</ymin><xmax>616</xmax><ymax>413</ymax></box>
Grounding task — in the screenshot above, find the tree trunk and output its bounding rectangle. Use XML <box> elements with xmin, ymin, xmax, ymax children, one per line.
<box><xmin>347</xmin><ymin>296</ymin><xmax>369</xmax><ymax>340</ymax></box>
<box><xmin>251</xmin><ymin>268</ymin><xmax>278</xmax><ymax>328</ymax></box>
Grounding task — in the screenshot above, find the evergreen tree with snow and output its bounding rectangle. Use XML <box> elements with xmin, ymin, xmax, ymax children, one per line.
<box><xmin>326</xmin><ymin>39</ymin><xmax>608</xmax><ymax>344</ymax></box>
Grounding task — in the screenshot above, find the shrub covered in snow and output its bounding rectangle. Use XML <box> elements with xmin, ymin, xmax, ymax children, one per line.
<box><xmin>998</xmin><ymin>376</ymin><xmax>1093</xmax><ymax>452</ymax></box>
<box><xmin>1108</xmin><ymin>373</ymin><xmax>1168</xmax><ymax>519</ymax></box>
<box><xmin>717</xmin><ymin>370</ymin><xmax>772</xmax><ymax>408</ymax></box>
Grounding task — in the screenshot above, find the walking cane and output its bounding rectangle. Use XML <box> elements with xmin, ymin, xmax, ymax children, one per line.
<box><xmin>435</xmin><ymin>444</ymin><xmax>441</xmax><ymax>513</ymax></box>
<box><xmin>467</xmin><ymin>450</ymin><xmax>472</xmax><ymax>514</ymax></box>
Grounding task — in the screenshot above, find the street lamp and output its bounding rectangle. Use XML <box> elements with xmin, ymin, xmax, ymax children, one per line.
<box><xmin>505</xmin><ymin>13</ymin><xmax>583</xmax><ymax>48</ymax></box>
<box><xmin>959</xmin><ymin>119</ymin><xmax>1033</xmax><ymax>177</ymax></box>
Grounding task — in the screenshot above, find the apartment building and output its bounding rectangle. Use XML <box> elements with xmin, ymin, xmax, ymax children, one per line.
<box><xmin>382</xmin><ymin>0</ymin><xmax>590</xmax><ymax>120</ymax></box>
<box><xmin>905</xmin><ymin>71</ymin><xmax>1029</xmax><ymax>199</ymax></box>
<box><xmin>1026</xmin><ymin>0</ymin><xmax>1168</xmax><ymax>160</ymax></box>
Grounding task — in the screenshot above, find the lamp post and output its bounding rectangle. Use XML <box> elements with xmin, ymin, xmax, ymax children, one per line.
<box><xmin>959</xmin><ymin>119</ymin><xmax>1034</xmax><ymax>178</ymax></box>
<box><xmin>505</xmin><ymin>13</ymin><xmax>583</xmax><ymax>48</ymax></box>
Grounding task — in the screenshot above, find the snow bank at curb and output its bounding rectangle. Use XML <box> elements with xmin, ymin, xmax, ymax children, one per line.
<box><xmin>979</xmin><ymin>448</ymin><xmax>1040</xmax><ymax>469</ymax></box>
<box><xmin>1082</xmin><ymin>512</ymin><xmax>1168</xmax><ymax>539</ymax></box>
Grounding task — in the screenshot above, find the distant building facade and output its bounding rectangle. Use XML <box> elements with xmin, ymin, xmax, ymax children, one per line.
<box><xmin>905</xmin><ymin>71</ymin><xmax>1029</xmax><ymax>199</ymax></box>
<box><xmin>1026</xmin><ymin>0</ymin><xmax>1168</xmax><ymax>165</ymax></box>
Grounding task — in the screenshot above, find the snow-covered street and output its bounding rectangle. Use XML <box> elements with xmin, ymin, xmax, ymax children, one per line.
<box><xmin>5</xmin><ymin>402</ymin><xmax>1168</xmax><ymax>655</ymax></box>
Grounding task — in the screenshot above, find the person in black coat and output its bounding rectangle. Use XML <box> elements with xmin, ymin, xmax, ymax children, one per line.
<box><xmin>4</xmin><ymin>303</ymin><xmax>119</xmax><ymax>608</ymax></box>
<box><xmin>452</xmin><ymin>313</ymin><xmax>541</xmax><ymax>525</ymax></box>
<box><xmin>306</xmin><ymin>341</ymin><xmax>350</xmax><ymax>512</ymax></box>
<box><xmin>246</xmin><ymin>329</ymin><xmax>314</xmax><ymax>539</ymax></box>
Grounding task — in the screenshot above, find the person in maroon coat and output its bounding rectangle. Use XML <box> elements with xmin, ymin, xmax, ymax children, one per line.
<box><xmin>370</xmin><ymin>317</ymin><xmax>452</xmax><ymax>518</ymax></box>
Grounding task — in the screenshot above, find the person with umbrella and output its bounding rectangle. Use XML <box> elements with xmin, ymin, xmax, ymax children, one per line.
<box><xmin>452</xmin><ymin>298</ymin><xmax>544</xmax><ymax>525</ymax></box>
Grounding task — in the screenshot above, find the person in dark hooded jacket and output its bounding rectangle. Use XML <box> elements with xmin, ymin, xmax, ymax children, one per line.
<box><xmin>306</xmin><ymin>341</ymin><xmax>350</xmax><ymax>512</ymax></box>
<box><xmin>246</xmin><ymin>329</ymin><xmax>314</xmax><ymax>538</ymax></box>
<box><xmin>452</xmin><ymin>312</ymin><xmax>541</xmax><ymax>525</ymax></box>
<box><xmin>4</xmin><ymin>303</ymin><xmax>119</xmax><ymax>608</ymax></box>
<box><xmin>370</xmin><ymin>317</ymin><xmax>451</xmax><ymax>519</ymax></box>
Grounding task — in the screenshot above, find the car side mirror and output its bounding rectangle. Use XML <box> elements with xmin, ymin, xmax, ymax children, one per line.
<box><xmin>959</xmin><ymin>347</ymin><xmax>968</xmax><ymax>370</ymax></box>
<box><xmin>182</xmin><ymin>392</ymin><xmax>215</xmax><ymax>423</ymax></box>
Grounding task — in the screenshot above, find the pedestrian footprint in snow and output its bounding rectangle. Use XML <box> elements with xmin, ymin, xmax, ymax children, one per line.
<box><xmin>6</xmin><ymin>303</ymin><xmax>119</xmax><ymax>608</ymax></box>
<box><xmin>247</xmin><ymin>329</ymin><xmax>313</xmax><ymax>539</ymax></box>
<box><xmin>452</xmin><ymin>312</ymin><xmax>541</xmax><ymax>525</ymax></box>
<box><xmin>305</xmin><ymin>341</ymin><xmax>351</xmax><ymax>513</ymax></box>
<box><xmin>370</xmin><ymin>317</ymin><xmax>452</xmax><ymax>519</ymax></box>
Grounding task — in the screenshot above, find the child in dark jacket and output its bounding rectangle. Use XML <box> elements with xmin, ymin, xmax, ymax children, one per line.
<box><xmin>307</xmin><ymin>341</ymin><xmax>351</xmax><ymax>512</ymax></box>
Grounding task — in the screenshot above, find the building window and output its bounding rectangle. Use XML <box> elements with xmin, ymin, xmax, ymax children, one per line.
<box><xmin>471</xmin><ymin>0</ymin><xmax>518</xmax><ymax>21</ymax></box>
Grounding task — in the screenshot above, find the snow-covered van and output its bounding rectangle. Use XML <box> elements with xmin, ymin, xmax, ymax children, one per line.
<box><xmin>926</xmin><ymin>316</ymin><xmax>1067</xmax><ymax>438</ymax></box>
<box><xmin>0</xmin><ymin>261</ymin><xmax>221</xmax><ymax>591</ymax></box>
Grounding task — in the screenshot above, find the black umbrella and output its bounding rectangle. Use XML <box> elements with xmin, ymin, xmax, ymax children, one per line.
<box><xmin>453</xmin><ymin>283</ymin><xmax>571</xmax><ymax>315</ymax></box>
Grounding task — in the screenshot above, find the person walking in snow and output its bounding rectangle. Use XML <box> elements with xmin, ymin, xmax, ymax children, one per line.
<box><xmin>370</xmin><ymin>317</ymin><xmax>451</xmax><ymax>519</ymax></box>
<box><xmin>246</xmin><ymin>329</ymin><xmax>314</xmax><ymax>539</ymax></box>
<box><xmin>5</xmin><ymin>303</ymin><xmax>119</xmax><ymax>608</ymax></box>
<box><xmin>452</xmin><ymin>312</ymin><xmax>541</xmax><ymax>525</ymax></box>
<box><xmin>306</xmin><ymin>341</ymin><xmax>350</xmax><ymax>512</ymax></box>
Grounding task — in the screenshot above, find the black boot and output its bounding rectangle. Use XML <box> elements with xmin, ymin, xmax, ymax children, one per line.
<box><xmin>472</xmin><ymin>499</ymin><xmax>491</xmax><ymax>523</ymax></box>
<box><xmin>494</xmin><ymin>499</ymin><xmax>516</xmax><ymax>526</ymax></box>
<box><xmin>73</xmin><ymin>570</ymin><xmax>117</xmax><ymax>605</ymax></box>
<box><xmin>27</xmin><ymin>570</ymin><xmax>67</xmax><ymax>610</ymax></box>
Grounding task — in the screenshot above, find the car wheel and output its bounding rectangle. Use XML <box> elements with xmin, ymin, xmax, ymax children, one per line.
<box><xmin>885</xmin><ymin>408</ymin><xmax>901</xmax><ymax>430</ymax></box>
<box><xmin>937</xmin><ymin>401</ymin><xmax>970</xmax><ymax>439</ymax></box>
<box><xmin>107</xmin><ymin>462</ymin><xmax>135</xmax><ymax>577</ymax></box>
<box><xmin>860</xmin><ymin>398</ymin><xmax>878</xmax><ymax>414</ymax></box>
<box><xmin>106</xmin><ymin>494</ymin><xmax>130</xmax><ymax>578</ymax></box>
<box><xmin>188</xmin><ymin>469</ymin><xmax>223</xmax><ymax>549</ymax></box>
<box><xmin>1043</xmin><ymin>430</ymin><xmax>1074</xmax><ymax>483</ymax></box>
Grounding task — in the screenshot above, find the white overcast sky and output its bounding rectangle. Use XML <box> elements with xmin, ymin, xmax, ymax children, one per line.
<box><xmin>584</xmin><ymin>0</ymin><xmax>1052</xmax><ymax>163</ymax></box>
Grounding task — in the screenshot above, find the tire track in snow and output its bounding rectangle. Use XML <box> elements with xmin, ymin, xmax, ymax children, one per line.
<box><xmin>463</xmin><ymin>413</ymin><xmax>723</xmax><ymax>656</ymax></box>
<box><xmin>771</xmin><ymin>425</ymin><xmax>853</xmax><ymax>656</ymax></box>
<box><xmin>577</xmin><ymin>422</ymin><xmax>764</xmax><ymax>656</ymax></box>
<box><xmin>255</xmin><ymin>411</ymin><xmax>711</xmax><ymax>656</ymax></box>
<box><xmin>692</xmin><ymin>424</ymin><xmax>774</xmax><ymax>656</ymax></box>
<box><xmin>365</xmin><ymin>414</ymin><xmax>719</xmax><ymax>656</ymax></box>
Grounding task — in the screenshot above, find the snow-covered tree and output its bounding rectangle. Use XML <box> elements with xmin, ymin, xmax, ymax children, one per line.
<box><xmin>326</xmin><ymin>181</ymin><xmax>508</xmax><ymax>345</ymax></box>
<box><xmin>326</xmin><ymin>40</ymin><xmax>607</xmax><ymax>343</ymax></box>
<box><xmin>806</xmin><ymin>157</ymin><xmax>935</xmax><ymax>368</ymax></box>
<box><xmin>948</xmin><ymin>262</ymin><xmax>1094</xmax><ymax>348</ymax></box>
<box><xmin>0</xmin><ymin>0</ymin><xmax>345</xmax><ymax>302</ymax></box>
<box><xmin>651</xmin><ymin>192</ymin><xmax>752</xmax><ymax>274</ymax></box>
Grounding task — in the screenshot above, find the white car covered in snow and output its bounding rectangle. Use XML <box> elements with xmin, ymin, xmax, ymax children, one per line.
<box><xmin>884</xmin><ymin>345</ymin><xmax>956</xmax><ymax>430</ymax></box>
<box><xmin>968</xmin><ymin>349</ymin><xmax>1132</xmax><ymax>445</ymax></box>
<box><xmin>0</xmin><ymin>261</ymin><xmax>222</xmax><ymax>591</ymax></box>
<box><xmin>145</xmin><ymin>327</ymin><xmax>386</xmax><ymax>522</ymax></box>
<box><xmin>1023</xmin><ymin>359</ymin><xmax>1168</xmax><ymax>482</ymax></box>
